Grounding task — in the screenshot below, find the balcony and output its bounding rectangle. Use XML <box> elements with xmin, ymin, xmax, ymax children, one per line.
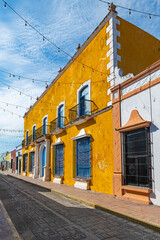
<box><xmin>22</xmin><ymin>135</ymin><xmax>33</xmax><ymax>147</ymax></box>
<box><xmin>69</xmin><ymin>100</ymin><xmax>98</xmax><ymax>125</ymax></box>
<box><xmin>35</xmin><ymin>125</ymin><xmax>51</xmax><ymax>140</ymax></box>
<box><xmin>50</xmin><ymin>117</ymin><xmax>67</xmax><ymax>135</ymax></box>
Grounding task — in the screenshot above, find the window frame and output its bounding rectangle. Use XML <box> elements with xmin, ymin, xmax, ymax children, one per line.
<box><xmin>122</xmin><ymin>127</ymin><xmax>151</xmax><ymax>188</ymax></box>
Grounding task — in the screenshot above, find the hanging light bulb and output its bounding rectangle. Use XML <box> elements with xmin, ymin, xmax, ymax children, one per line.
<box><xmin>13</xmin><ymin>74</ymin><xmax>15</xmax><ymax>77</ymax></box>
<box><xmin>9</xmin><ymin>73</ymin><xmax>11</xmax><ymax>77</ymax></box>
<box><xmin>43</xmin><ymin>36</ymin><xmax>45</xmax><ymax>41</ymax></box>
<box><xmin>83</xmin><ymin>65</ymin><xmax>84</xmax><ymax>69</ymax></box>
<box><xmin>4</xmin><ymin>2</ymin><xmax>6</xmax><ymax>8</ymax></box>
<box><xmin>129</xmin><ymin>9</ymin><xmax>131</xmax><ymax>16</ymax></box>
<box><xmin>58</xmin><ymin>48</ymin><xmax>60</xmax><ymax>53</ymax></box>
<box><xmin>16</xmin><ymin>106</ymin><xmax>18</xmax><ymax>109</ymax></box>
<box><xmin>25</xmin><ymin>21</ymin><xmax>27</xmax><ymax>27</ymax></box>
<box><xmin>92</xmin><ymin>69</ymin><xmax>94</xmax><ymax>73</ymax></box>
<box><xmin>8</xmin><ymin>86</ymin><xmax>10</xmax><ymax>89</ymax></box>
<box><xmin>30</xmin><ymin>97</ymin><xmax>32</xmax><ymax>100</ymax></box>
<box><xmin>101</xmin><ymin>73</ymin><xmax>103</xmax><ymax>77</ymax></box>
<box><xmin>32</xmin><ymin>79</ymin><xmax>34</xmax><ymax>83</ymax></box>
<box><xmin>19</xmin><ymin>92</ymin><xmax>21</xmax><ymax>95</ymax></box>
<box><xmin>149</xmin><ymin>14</ymin><xmax>151</xmax><ymax>20</ymax></box>
<box><xmin>18</xmin><ymin>76</ymin><xmax>20</xmax><ymax>80</ymax></box>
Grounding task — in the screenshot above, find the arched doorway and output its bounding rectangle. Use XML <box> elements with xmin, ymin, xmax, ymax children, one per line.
<box><xmin>42</xmin><ymin>147</ymin><xmax>46</xmax><ymax>177</ymax></box>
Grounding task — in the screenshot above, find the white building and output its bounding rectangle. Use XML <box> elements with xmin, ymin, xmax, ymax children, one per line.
<box><xmin>111</xmin><ymin>60</ymin><xmax>160</xmax><ymax>205</ymax></box>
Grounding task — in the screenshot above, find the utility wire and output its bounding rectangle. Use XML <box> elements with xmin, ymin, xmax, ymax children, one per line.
<box><xmin>0</xmin><ymin>129</ymin><xmax>23</xmax><ymax>132</ymax></box>
<box><xmin>97</xmin><ymin>0</ymin><xmax>160</xmax><ymax>17</ymax></box>
<box><xmin>2</xmin><ymin>0</ymin><xmax>108</xmax><ymax>76</ymax></box>
<box><xmin>0</xmin><ymin>69</ymin><xmax>52</xmax><ymax>83</ymax></box>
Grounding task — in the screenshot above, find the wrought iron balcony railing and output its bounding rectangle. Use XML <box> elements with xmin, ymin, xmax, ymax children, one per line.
<box><xmin>50</xmin><ymin>116</ymin><xmax>68</xmax><ymax>132</ymax></box>
<box><xmin>22</xmin><ymin>134</ymin><xmax>32</xmax><ymax>147</ymax></box>
<box><xmin>35</xmin><ymin>125</ymin><xmax>50</xmax><ymax>140</ymax></box>
<box><xmin>69</xmin><ymin>100</ymin><xmax>98</xmax><ymax>123</ymax></box>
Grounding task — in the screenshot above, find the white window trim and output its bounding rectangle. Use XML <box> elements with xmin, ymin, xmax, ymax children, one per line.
<box><xmin>57</xmin><ymin>101</ymin><xmax>65</xmax><ymax>118</ymax></box>
<box><xmin>32</xmin><ymin>124</ymin><xmax>36</xmax><ymax>134</ymax></box>
<box><xmin>52</xmin><ymin>137</ymin><xmax>64</xmax><ymax>146</ymax></box>
<box><xmin>42</xmin><ymin>115</ymin><xmax>48</xmax><ymax>125</ymax></box>
<box><xmin>77</xmin><ymin>79</ymin><xmax>91</xmax><ymax>104</ymax></box>
<box><xmin>71</xmin><ymin>129</ymin><xmax>91</xmax><ymax>141</ymax></box>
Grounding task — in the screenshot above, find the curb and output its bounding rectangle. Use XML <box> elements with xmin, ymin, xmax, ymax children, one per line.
<box><xmin>0</xmin><ymin>200</ymin><xmax>22</xmax><ymax>240</ymax></box>
<box><xmin>6</xmin><ymin>173</ymin><xmax>160</xmax><ymax>233</ymax></box>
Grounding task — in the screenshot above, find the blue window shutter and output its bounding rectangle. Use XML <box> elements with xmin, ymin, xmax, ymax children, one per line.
<box><xmin>55</xmin><ymin>145</ymin><xmax>64</xmax><ymax>176</ymax></box>
<box><xmin>76</xmin><ymin>137</ymin><xmax>90</xmax><ymax>178</ymax></box>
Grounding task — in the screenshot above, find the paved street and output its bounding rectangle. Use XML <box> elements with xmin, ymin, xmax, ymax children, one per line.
<box><xmin>0</xmin><ymin>175</ymin><xmax>160</xmax><ymax>240</ymax></box>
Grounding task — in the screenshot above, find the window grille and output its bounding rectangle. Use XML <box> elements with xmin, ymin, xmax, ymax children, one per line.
<box><xmin>123</xmin><ymin>128</ymin><xmax>151</xmax><ymax>188</ymax></box>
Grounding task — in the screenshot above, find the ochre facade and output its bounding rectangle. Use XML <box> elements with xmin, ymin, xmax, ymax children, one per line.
<box><xmin>22</xmin><ymin>6</ymin><xmax>160</xmax><ymax>196</ymax></box>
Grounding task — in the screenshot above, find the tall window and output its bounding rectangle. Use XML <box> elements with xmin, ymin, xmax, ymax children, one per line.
<box><xmin>79</xmin><ymin>85</ymin><xmax>89</xmax><ymax>116</ymax></box>
<box><xmin>55</xmin><ymin>144</ymin><xmax>64</xmax><ymax>176</ymax></box>
<box><xmin>76</xmin><ymin>137</ymin><xmax>90</xmax><ymax>179</ymax></box>
<box><xmin>29</xmin><ymin>152</ymin><xmax>35</xmax><ymax>172</ymax></box>
<box><xmin>123</xmin><ymin>128</ymin><xmax>151</xmax><ymax>188</ymax></box>
<box><xmin>57</xmin><ymin>104</ymin><xmax>64</xmax><ymax>128</ymax></box>
<box><xmin>26</xmin><ymin>130</ymin><xmax>29</xmax><ymax>145</ymax></box>
<box><xmin>23</xmin><ymin>154</ymin><xmax>28</xmax><ymax>172</ymax></box>
<box><xmin>43</xmin><ymin>117</ymin><xmax>47</xmax><ymax>134</ymax></box>
<box><xmin>32</xmin><ymin>125</ymin><xmax>36</xmax><ymax>141</ymax></box>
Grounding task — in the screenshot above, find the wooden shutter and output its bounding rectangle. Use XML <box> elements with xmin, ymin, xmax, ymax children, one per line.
<box><xmin>73</xmin><ymin>140</ymin><xmax>76</xmax><ymax>178</ymax></box>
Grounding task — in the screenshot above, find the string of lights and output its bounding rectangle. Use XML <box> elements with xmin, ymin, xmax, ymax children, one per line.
<box><xmin>0</xmin><ymin>100</ymin><xmax>29</xmax><ymax>110</ymax></box>
<box><xmin>0</xmin><ymin>69</ymin><xmax>52</xmax><ymax>84</ymax></box>
<box><xmin>0</xmin><ymin>134</ymin><xmax>23</xmax><ymax>138</ymax></box>
<box><xmin>2</xmin><ymin>0</ymin><xmax>109</xmax><ymax>76</ymax></box>
<box><xmin>0</xmin><ymin>79</ymin><xmax>58</xmax><ymax>106</ymax></box>
<box><xmin>0</xmin><ymin>129</ymin><xmax>23</xmax><ymax>133</ymax></box>
<box><xmin>97</xmin><ymin>0</ymin><xmax>160</xmax><ymax>18</ymax></box>
<box><xmin>0</xmin><ymin>107</ymin><xmax>23</xmax><ymax>118</ymax></box>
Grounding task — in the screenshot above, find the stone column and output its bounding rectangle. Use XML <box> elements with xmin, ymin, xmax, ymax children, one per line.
<box><xmin>44</xmin><ymin>138</ymin><xmax>50</xmax><ymax>181</ymax></box>
<box><xmin>33</xmin><ymin>144</ymin><xmax>39</xmax><ymax>179</ymax></box>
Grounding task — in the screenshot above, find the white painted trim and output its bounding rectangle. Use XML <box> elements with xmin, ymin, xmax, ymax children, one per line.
<box><xmin>52</xmin><ymin>137</ymin><xmax>64</xmax><ymax>146</ymax></box>
<box><xmin>71</xmin><ymin>129</ymin><xmax>91</xmax><ymax>141</ymax></box>
<box><xmin>57</xmin><ymin>101</ymin><xmax>65</xmax><ymax>118</ymax></box>
<box><xmin>39</xmin><ymin>142</ymin><xmax>46</xmax><ymax>178</ymax></box>
<box><xmin>77</xmin><ymin>79</ymin><xmax>91</xmax><ymax>104</ymax></box>
<box><xmin>42</xmin><ymin>114</ymin><xmax>48</xmax><ymax>125</ymax></box>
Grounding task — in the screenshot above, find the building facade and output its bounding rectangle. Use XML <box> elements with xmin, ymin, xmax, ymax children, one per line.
<box><xmin>11</xmin><ymin>149</ymin><xmax>16</xmax><ymax>173</ymax></box>
<box><xmin>16</xmin><ymin>144</ymin><xmax>22</xmax><ymax>174</ymax></box>
<box><xmin>6</xmin><ymin>152</ymin><xmax>11</xmax><ymax>172</ymax></box>
<box><xmin>111</xmin><ymin>60</ymin><xmax>160</xmax><ymax>205</ymax></box>
<box><xmin>22</xmin><ymin>4</ymin><xmax>160</xmax><ymax>195</ymax></box>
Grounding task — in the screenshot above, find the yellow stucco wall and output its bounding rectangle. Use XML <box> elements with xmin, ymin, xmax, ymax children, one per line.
<box><xmin>117</xmin><ymin>17</ymin><xmax>160</xmax><ymax>76</ymax></box>
<box><xmin>22</xmin><ymin>12</ymin><xmax>159</xmax><ymax>195</ymax></box>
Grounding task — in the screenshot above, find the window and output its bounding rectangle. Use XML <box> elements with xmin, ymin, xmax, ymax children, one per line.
<box><xmin>32</xmin><ymin>125</ymin><xmax>36</xmax><ymax>141</ymax></box>
<box><xmin>16</xmin><ymin>157</ymin><xmax>18</xmax><ymax>170</ymax></box>
<box><xmin>79</xmin><ymin>85</ymin><xmax>89</xmax><ymax>116</ymax></box>
<box><xmin>55</xmin><ymin>144</ymin><xmax>64</xmax><ymax>176</ymax></box>
<box><xmin>26</xmin><ymin>130</ymin><xmax>29</xmax><ymax>145</ymax></box>
<box><xmin>23</xmin><ymin>154</ymin><xmax>28</xmax><ymax>172</ymax></box>
<box><xmin>57</xmin><ymin>104</ymin><xmax>64</xmax><ymax>128</ymax></box>
<box><xmin>29</xmin><ymin>152</ymin><xmax>35</xmax><ymax>172</ymax></box>
<box><xmin>43</xmin><ymin>117</ymin><xmax>47</xmax><ymax>134</ymax></box>
<box><xmin>76</xmin><ymin>137</ymin><xmax>90</xmax><ymax>179</ymax></box>
<box><xmin>123</xmin><ymin>128</ymin><xmax>151</xmax><ymax>188</ymax></box>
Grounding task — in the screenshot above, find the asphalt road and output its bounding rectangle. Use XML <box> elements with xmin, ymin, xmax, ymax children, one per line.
<box><xmin>0</xmin><ymin>174</ymin><xmax>159</xmax><ymax>240</ymax></box>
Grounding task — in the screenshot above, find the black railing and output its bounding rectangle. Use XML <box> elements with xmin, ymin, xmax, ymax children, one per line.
<box><xmin>22</xmin><ymin>134</ymin><xmax>33</xmax><ymax>147</ymax></box>
<box><xmin>69</xmin><ymin>100</ymin><xmax>98</xmax><ymax>123</ymax></box>
<box><xmin>35</xmin><ymin>125</ymin><xmax>50</xmax><ymax>140</ymax></box>
<box><xmin>50</xmin><ymin>116</ymin><xmax>67</xmax><ymax>132</ymax></box>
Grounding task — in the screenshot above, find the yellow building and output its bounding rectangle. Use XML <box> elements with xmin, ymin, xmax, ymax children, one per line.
<box><xmin>6</xmin><ymin>152</ymin><xmax>11</xmax><ymax>171</ymax></box>
<box><xmin>22</xmin><ymin>4</ymin><xmax>160</xmax><ymax>195</ymax></box>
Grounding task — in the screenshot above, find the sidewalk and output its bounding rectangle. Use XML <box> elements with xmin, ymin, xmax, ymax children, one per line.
<box><xmin>4</xmin><ymin>172</ymin><xmax>160</xmax><ymax>232</ymax></box>
<box><xmin>0</xmin><ymin>200</ymin><xmax>20</xmax><ymax>240</ymax></box>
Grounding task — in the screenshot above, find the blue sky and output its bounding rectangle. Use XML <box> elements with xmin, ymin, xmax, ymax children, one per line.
<box><xmin>0</xmin><ymin>0</ymin><xmax>159</xmax><ymax>154</ymax></box>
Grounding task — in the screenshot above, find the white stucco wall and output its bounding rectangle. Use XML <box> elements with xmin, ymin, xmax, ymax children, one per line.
<box><xmin>121</xmin><ymin>83</ymin><xmax>160</xmax><ymax>206</ymax></box>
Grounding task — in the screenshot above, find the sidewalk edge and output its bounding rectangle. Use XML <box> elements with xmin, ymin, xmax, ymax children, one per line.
<box><xmin>0</xmin><ymin>200</ymin><xmax>22</xmax><ymax>240</ymax></box>
<box><xmin>7</xmin><ymin>173</ymin><xmax>160</xmax><ymax>233</ymax></box>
